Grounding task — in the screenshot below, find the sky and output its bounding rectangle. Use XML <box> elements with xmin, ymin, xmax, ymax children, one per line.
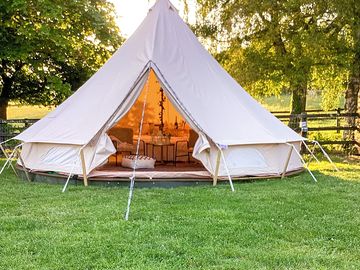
<box><xmin>109</xmin><ymin>0</ymin><xmax>196</xmax><ymax>38</ymax></box>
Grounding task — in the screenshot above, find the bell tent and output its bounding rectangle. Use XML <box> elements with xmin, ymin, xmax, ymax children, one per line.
<box><xmin>14</xmin><ymin>0</ymin><xmax>305</xmax><ymax>182</ymax></box>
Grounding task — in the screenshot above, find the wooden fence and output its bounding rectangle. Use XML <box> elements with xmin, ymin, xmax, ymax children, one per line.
<box><xmin>272</xmin><ymin>108</ymin><xmax>359</xmax><ymax>148</ymax></box>
<box><xmin>0</xmin><ymin>108</ymin><xmax>359</xmax><ymax>150</ymax></box>
<box><xmin>0</xmin><ymin>119</ymin><xmax>38</xmax><ymax>142</ymax></box>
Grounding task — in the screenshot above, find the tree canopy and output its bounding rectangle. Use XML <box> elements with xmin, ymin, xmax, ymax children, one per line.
<box><xmin>0</xmin><ymin>0</ymin><xmax>123</xmax><ymax>119</ymax></box>
<box><xmin>193</xmin><ymin>0</ymin><xmax>358</xmax><ymax>128</ymax></box>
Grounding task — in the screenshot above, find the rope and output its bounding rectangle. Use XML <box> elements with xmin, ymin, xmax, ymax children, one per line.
<box><xmin>62</xmin><ymin>147</ymin><xmax>83</xmax><ymax>193</ymax></box>
<box><xmin>302</xmin><ymin>140</ymin><xmax>320</xmax><ymax>164</ymax></box>
<box><xmin>124</xmin><ymin>75</ymin><xmax>151</xmax><ymax>221</ymax></box>
<box><xmin>286</xmin><ymin>143</ymin><xmax>317</xmax><ymax>182</ymax></box>
<box><xmin>312</xmin><ymin>140</ymin><xmax>339</xmax><ymax>171</ymax></box>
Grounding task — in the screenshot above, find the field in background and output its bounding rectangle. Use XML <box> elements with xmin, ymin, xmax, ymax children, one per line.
<box><xmin>8</xmin><ymin>93</ymin><xmax>345</xmax><ymax>119</ymax></box>
<box><xmin>8</xmin><ymin>103</ymin><xmax>54</xmax><ymax>119</ymax></box>
<box><xmin>260</xmin><ymin>92</ymin><xmax>345</xmax><ymax>112</ymax></box>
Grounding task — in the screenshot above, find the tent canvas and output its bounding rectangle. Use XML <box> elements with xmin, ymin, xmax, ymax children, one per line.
<box><xmin>14</xmin><ymin>0</ymin><xmax>304</xmax><ymax>179</ymax></box>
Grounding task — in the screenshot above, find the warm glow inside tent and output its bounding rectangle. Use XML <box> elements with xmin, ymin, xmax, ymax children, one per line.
<box><xmin>14</xmin><ymin>0</ymin><xmax>305</xmax><ymax>182</ymax></box>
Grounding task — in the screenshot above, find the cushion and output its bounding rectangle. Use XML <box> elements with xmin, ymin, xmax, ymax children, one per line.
<box><xmin>121</xmin><ymin>155</ymin><xmax>156</xmax><ymax>169</ymax></box>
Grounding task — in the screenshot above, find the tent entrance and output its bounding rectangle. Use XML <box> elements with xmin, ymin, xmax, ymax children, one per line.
<box><xmin>99</xmin><ymin>69</ymin><xmax>208</xmax><ymax>178</ymax></box>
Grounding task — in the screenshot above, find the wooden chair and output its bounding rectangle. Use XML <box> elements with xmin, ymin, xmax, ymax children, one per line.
<box><xmin>174</xmin><ymin>129</ymin><xmax>198</xmax><ymax>165</ymax></box>
<box><xmin>108</xmin><ymin>127</ymin><xmax>145</xmax><ymax>165</ymax></box>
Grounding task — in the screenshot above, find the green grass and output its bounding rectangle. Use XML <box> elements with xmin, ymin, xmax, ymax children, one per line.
<box><xmin>0</xmin><ymin>157</ymin><xmax>359</xmax><ymax>269</ymax></box>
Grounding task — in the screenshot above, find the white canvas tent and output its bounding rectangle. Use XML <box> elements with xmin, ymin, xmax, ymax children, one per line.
<box><xmin>14</xmin><ymin>0</ymin><xmax>305</xmax><ymax>180</ymax></box>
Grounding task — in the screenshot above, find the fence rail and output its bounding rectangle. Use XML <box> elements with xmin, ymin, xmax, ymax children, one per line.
<box><xmin>0</xmin><ymin>119</ymin><xmax>38</xmax><ymax>142</ymax></box>
<box><xmin>272</xmin><ymin>108</ymin><xmax>359</xmax><ymax>151</ymax></box>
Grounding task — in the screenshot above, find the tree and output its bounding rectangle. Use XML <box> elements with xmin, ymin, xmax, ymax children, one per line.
<box><xmin>0</xmin><ymin>0</ymin><xmax>123</xmax><ymax>119</ymax></box>
<box><xmin>328</xmin><ymin>1</ymin><xmax>360</xmax><ymax>143</ymax></box>
<box><xmin>193</xmin><ymin>0</ymin><xmax>350</xmax><ymax>128</ymax></box>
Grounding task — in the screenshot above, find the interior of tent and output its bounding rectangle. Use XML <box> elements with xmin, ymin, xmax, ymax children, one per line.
<box><xmin>91</xmin><ymin>69</ymin><xmax>210</xmax><ymax>179</ymax></box>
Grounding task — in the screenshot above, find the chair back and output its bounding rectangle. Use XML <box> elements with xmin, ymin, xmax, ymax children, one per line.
<box><xmin>188</xmin><ymin>130</ymin><xmax>198</xmax><ymax>148</ymax></box>
<box><xmin>108</xmin><ymin>127</ymin><xmax>133</xmax><ymax>144</ymax></box>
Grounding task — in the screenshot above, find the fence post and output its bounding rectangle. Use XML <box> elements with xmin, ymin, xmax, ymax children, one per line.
<box><xmin>24</xmin><ymin>119</ymin><xmax>30</xmax><ymax>129</ymax></box>
<box><xmin>336</xmin><ymin>108</ymin><xmax>341</xmax><ymax>134</ymax></box>
<box><xmin>0</xmin><ymin>119</ymin><xmax>4</xmax><ymax>144</ymax></box>
<box><xmin>300</xmin><ymin>112</ymin><xmax>308</xmax><ymax>138</ymax></box>
<box><xmin>300</xmin><ymin>112</ymin><xmax>308</xmax><ymax>153</ymax></box>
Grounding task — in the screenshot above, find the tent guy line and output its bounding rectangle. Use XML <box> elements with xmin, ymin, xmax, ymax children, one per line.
<box><xmin>125</xmin><ymin>73</ymin><xmax>151</xmax><ymax>221</ymax></box>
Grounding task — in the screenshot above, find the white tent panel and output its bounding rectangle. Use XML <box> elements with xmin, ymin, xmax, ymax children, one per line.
<box><xmin>194</xmin><ymin>142</ymin><xmax>302</xmax><ymax>177</ymax></box>
<box><xmin>20</xmin><ymin>134</ymin><xmax>115</xmax><ymax>175</ymax></box>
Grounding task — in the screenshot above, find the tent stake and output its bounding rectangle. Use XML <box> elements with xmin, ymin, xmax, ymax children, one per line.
<box><xmin>80</xmin><ymin>149</ymin><xmax>88</xmax><ymax>186</ymax></box>
<box><xmin>212</xmin><ymin>150</ymin><xmax>221</xmax><ymax>186</ymax></box>
<box><xmin>0</xmin><ymin>143</ymin><xmax>18</xmax><ymax>177</ymax></box>
<box><xmin>281</xmin><ymin>145</ymin><xmax>293</xmax><ymax>179</ymax></box>
<box><xmin>287</xmin><ymin>143</ymin><xmax>317</xmax><ymax>182</ymax></box>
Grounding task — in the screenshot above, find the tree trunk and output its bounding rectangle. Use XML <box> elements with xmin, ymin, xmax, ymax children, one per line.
<box><xmin>343</xmin><ymin>24</ymin><xmax>360</xmax><ymax>153</ymax></box>
<box><xmin>344</xmin><ymin>73</ymin><xmax>359</xmax><ymax>153</ymax></box>
<box><xmin>0</xmin><ymin>97</ymin><xmax>8</xmax><ymax>120</ymax></box>
<box><xmin>0</xmin><ymin>75</ymin><xmax>12</xmax><ymax>120</ymax></box>
<box><xmin>289</xmin><ymin>82</ymin><xmax>307</xmax><ymax>131</ymax></box>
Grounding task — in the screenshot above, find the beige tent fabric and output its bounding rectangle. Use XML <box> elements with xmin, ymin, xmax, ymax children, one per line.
<box><xmin>16</xmin><ymin>0</ymin><xmax>304</xmax><ymax>177</ymax></box>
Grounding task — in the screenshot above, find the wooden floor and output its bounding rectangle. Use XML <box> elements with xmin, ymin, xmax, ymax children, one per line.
<box><xmin>89</xmin><ymin>161</ymin><xmax>211</xmax><ymax>180</ymax></box>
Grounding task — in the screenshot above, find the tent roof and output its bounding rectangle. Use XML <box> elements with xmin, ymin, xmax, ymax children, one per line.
<box><xmin>15</xmin><ymin>0</ymin><xmax>303</xmax><ymax>146</ymax></box>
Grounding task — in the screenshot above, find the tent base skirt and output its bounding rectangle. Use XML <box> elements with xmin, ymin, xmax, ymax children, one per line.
<box><xmin>15</xmin><ymin>165</ymin><xmax>304</xmax><ymax>188</ymax></box>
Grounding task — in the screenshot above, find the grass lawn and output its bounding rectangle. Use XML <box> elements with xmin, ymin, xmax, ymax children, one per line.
<box><xmin>0</xmin><ymin>157</ymin><xmax>359</xmax><ymax>269</ymax></box>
